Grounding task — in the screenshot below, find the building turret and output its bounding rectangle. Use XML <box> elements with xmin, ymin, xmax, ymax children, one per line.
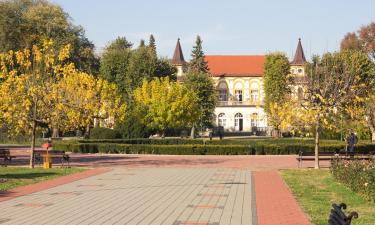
<box><xmin>171</xmin><ymin>38</ymin><xmax>186</xmax><ymax>78</ymax></box>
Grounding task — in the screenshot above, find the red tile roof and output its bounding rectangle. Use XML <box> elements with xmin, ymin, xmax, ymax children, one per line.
<box><xmin>205</xmin><ymin>55</ymin><xmax>265</xmax><ymax>77</ymax></box>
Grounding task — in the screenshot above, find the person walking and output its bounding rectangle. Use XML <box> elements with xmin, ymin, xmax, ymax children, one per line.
<box><xmin>346</xmin><ymin>132</ymin><xmax>358</xmax><ymax>153</ymax></box>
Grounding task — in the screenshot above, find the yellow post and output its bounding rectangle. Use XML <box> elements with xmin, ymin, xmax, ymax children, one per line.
<box><xmin>43</xmin><ymin>152</ymin><xmax>52</xmax><ymax>169</ymax></box>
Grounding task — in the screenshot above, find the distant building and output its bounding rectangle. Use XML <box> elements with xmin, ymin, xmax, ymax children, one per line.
<box><xmin>172</xmin><ymin>38</ymin><xmax>307</xmax><ymax>134</ymax></box>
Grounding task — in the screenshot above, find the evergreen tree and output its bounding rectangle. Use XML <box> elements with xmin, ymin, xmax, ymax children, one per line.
<box><xmin>139</xmin><ymin>39</ymin><xmax>145</xmax><ymax>47</ymax></box>
<box><xmin>189</xmin><ymin>35</ymin><xmax>209</xmax><ymax>73</ymax></box>
<box><xmin>149</xmin><ymin>34</ymin><xmax>156</xmax><ymax>56</ymax></box>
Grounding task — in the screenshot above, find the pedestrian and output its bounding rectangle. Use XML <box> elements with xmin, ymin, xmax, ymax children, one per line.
<box><xmin>346</xmin><ymin>132</ymin><xmax>358</xmax><ymax>153</ymax></box>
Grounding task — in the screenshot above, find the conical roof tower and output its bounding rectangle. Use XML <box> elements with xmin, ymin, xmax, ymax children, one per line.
<box><xmin>172</xmin><ymin>38</ymin><xmax>186</xmax><ymax>65</ymax></box>
<box><xmin>291</xmin><ymin>38</ymin><xmax>306</xmax><ymax>65</ymax></box>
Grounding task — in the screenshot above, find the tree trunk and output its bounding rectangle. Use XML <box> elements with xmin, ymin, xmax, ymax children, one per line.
<box><xmin>371</xmin><ymin>125</ymin><xmax>375</xmax><ymax>143</ymax></box>
<box><xmin>190</xmin><ymin>125</ymin><xmax>195</xmax><ymax>139</ymax></box>
<box><xmin>314</xmin><ymin>115</ymin><xmax>320</xmax><ymax>169</ymax></box>
<box><xmin>52</xmin><ymin>127</ymin><xmax>59</xmax><ymax>138</ymax></box>
<box><xmin>29</xmin><ymin>119</ymin><xmax>36</xmax><ymax>168</ymax></box>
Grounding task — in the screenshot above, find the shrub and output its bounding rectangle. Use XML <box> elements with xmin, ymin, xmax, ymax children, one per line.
<box><xmin>331</xmin><ymin>159</ymin><xmax>375</xmax><ymax>202</ymax></box>
<box><xmin>89</xmin><ymin>127</ymin><xmax>121</xmax><ymax>139</ymax></box>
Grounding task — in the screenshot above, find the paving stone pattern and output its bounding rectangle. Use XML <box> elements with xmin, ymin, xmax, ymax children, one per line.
<box><xmin>0</xmin><ymin>168</ymin><xmax>254</xmax><ymax>225</ymax></box>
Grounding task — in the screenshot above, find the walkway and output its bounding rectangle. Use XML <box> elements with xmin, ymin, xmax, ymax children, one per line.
<box><xmin>0</xmin><ymin>168</ymin><xmax>255</xmax><ymax>225</ymax></box>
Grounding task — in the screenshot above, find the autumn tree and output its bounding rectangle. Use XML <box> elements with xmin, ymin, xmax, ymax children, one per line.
<box><xmin>341</xmin><ymin>22</ymin><xmax>375</xmax><ymax>142</ymax></box>
<box><xmin>134</xmin><ymin>77</ymin><xmax>200</xmax><ymax>136</ymax></box>
<box><xmin>0</xmin><ymin>40</ymin><xmax>125</xmax><ymax>167</ymax></box>
<box><xmin>304</xmin><ymin>50</ymin><xmax>375</xmax><ymax>169</ymax></box>
<box><xmin>189</xmin><ymin>35</ymin><xmax>209</xmax><ymax>73</ymax></box>
<box><xmin>0</xmin><ymin>0</ymin><xmax>99</xmax><ymax>75</ymax></box>
<box><xmin>263</xmin><ymin>53</ymin><xmax>291</xmax><ymax>137</ymax></box>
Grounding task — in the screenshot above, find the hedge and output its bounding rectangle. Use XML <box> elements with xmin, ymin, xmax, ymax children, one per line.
<box><xmin>331</xmin><ymin>159</ymin><xmax>375</xmax><ymax>202</ymax></box>
<box><xmin>52</xmin><ymin>139</ymin><xmax>375</xmax><ymax>155</ymax></box>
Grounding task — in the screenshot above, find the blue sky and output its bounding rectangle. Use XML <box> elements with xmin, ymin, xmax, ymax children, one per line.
<box><xmin>52</xmin><ymin>0</ymin><xmax>375</xmax><ymax>60</ymax></box>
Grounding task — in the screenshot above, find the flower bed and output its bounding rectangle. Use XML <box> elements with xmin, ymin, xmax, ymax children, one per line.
<box><xmin>331</xmin><ymin>159</ymin><xmax>375</xmax><ymax>202</ymax></box>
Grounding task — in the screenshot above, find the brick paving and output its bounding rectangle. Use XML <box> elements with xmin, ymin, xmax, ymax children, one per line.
<box><xmin>0</xmin><ymin>168</ymin><xmax>255</xmax><ymax>225</ymax></box>
<box><xmin>254</xmin><ymin>171</ymin><xmax>311</xmax><ymax>225</ymax></box>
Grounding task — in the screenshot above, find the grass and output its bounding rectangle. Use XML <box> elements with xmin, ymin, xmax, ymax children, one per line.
<box><xmin>281</xmin><ymin>169</ymin><xmax>375</xmax><ymax>225</ymax></box>
<box><xmin>0</xmin><ymin>167</ymin><xmax>85</xmax><ymax>192</ymax></box>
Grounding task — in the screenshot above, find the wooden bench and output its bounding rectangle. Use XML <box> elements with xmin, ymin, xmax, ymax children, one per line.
<box><xmin>297</xmin><ymin>151</ymin><xmax>375</xmax><ymax>168</ymax></box>
<box><xmin>297</xmin><ymin>151</ymin><xmax>338</xmax><ymax>168</ymax></box>
<box><xmin>328</xmin><ymin>203</ymin><xmax>358</xmax><ymax>225</ymax></box>
<box><xmin>33</xmin><ymin>150</ymin><xmax>70</xmax><ymax>167</ymax></box>
<box><xmin>0</xmin><ymin>148</ymin><xmax>16</xmax><ymax>166</ymax></box>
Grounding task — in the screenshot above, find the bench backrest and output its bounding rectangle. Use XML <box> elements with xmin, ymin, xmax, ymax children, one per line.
<box><xmin>299</xmin><ymin>151</ymin><xmax>337</xmax><ymax>157</ymax></box>
<box><xmin>328</xmin><ymin>203</ymin><xmax>358</xmax><ymax>225</ymax></box>
<box><xmin>0</xmin><ymin>149</ymin><xmax>10</xmax><ymax>156</ymax></box>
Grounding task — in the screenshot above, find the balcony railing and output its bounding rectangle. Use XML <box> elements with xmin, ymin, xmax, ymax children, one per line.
<box><xmin>217</xmin><ymin>100</ymin><xmax>263</xmax><ymax>106</ymax></box>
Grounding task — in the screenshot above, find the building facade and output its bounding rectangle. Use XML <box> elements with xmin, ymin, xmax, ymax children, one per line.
<box><xmin>172</xmin><ymin>38</ymin><xmax>307</xmax><ymax>134</ymax></box>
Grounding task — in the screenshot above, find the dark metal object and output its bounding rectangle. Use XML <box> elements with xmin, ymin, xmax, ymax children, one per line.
<box><xmin>328</xmin><ymin>203</ymin><xmax>358</xmax><ymax>225</ymax></box>
<box><xmin>0</xmin><ymin>149</ymin><xmax>16</xmax><ymax>166</ymax></box>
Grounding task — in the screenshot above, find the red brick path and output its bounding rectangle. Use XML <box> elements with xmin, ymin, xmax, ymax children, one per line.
<box><xmin>254</xmin><ymin>171</ymin><xmax>311</xmax><ymax>225</ymax></box>
<box><xmin>0</xmin><ymin>167</ymin><xmax>111</xmax><ymax>203</ymax></box>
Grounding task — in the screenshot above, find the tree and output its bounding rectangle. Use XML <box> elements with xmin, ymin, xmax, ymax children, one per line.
<box><xmin>133</xmin><ymin>77</ymin><xmax>200</xmax><ymax>136</ymax></box>
<box><xmin>304</xmin><ymin>50</ymin><xmax>375</xmax><ymax>169</ymax></box>
<box><xmin>341</xmin><ymin>22</ymin><xmax>375</xmax><ymax>142</ymax></box>
<box><xmin>189</xmin><ymin>35</ymin><xmax>209</xmax><ymax>73</ymax></box>
<box><xmin>184</xmin><ymin>72</ymin><xmax>217</xmax><ymax>135</ymax></box>
<box><xmin>0</xmin><ymin>40</ymin><xmax>125</xmax><ymax>167</ymax></box>
<box><xmin>0</xmin><ymin>40</ymin><xmax>71</xmax><ymax>168</ymax></box>
<box><xmin>149</xmin><ymin>34</ymin><xmax>156</xmax><ymax>56</ymax></box>
<box><xmin>263</xmin><ymin>53</ymin><xmax>291</xmax><ymax>137</ymax></box>
<box><xmin>99</xmin><ymin>37</ymin><xmax>133</xmax><ymax>96</ymax></box>
<box><xmin>0</xmin><ymin>0</ymin><xmax>99</xmax><ymax>75</ymax></box>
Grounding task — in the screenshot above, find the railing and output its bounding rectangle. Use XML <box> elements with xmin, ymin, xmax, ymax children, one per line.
<box><xmin>217</xmin><ymin>100</ymin><xmax>263</xmax><ymax>106</ymax></box>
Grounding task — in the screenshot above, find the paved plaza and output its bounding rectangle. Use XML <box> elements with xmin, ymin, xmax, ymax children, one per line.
<box><xmin>0</xmin><ymin>168</ymin><xmax>256</xmax><ymax>225</ymax></box>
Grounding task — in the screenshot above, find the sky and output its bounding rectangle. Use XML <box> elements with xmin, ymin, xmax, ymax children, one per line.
<box><xmin>51</xmin><ymin>0</ymin><xmax>375</xmax><ymax>60</ymax></box>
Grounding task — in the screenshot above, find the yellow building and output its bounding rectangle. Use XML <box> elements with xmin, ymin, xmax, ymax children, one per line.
<box><xmin>172</xmin><ymin>38</ymin><xmax>307</xmax><ymax>135</ymax></box>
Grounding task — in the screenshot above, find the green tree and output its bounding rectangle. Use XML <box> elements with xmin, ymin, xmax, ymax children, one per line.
<box><xmin>149</xmin><ymin>34</ymin><xmax>156</xmax><ymax>56</ymax></box>
<box><xmin>189</xmin><ymin>35</ymin><xmax>209</xmax><ymax>73</ymax></box>
<box><xmin>305</xmin><ymin>50</ymin><xmax>375</xmax><ymax>169</ymax></box>
<box><xmin>263</xmin><ymin>53</ymin><xmax>291</xmax><ymax>137</ymax></box>
<box><xmin>134</xmin><ymin>77</ymin><xmax>200</xmax><ymax>136</ymax></box>
<box><xmin>184</xmin><ymin>72</ymin><xmax>217</xmax><ymax>135</ymax></box>
<box><xmin>99</xmin><ymin>37</ymin><xmax>133</xmax><ymax>96</ymax></box>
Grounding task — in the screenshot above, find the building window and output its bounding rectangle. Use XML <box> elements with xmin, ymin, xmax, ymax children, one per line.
<box><xmin>218</xmin><ymin>113</ymin><xmax>226</xmax><ymax>127</ymax></box>
<box><xmin>235</xmin><ymin>90</ymin><xmax>243</xmax><ymax>102</ymax></box>
<box><xmin>234</xmin><ymin>113</ymin><xmax>243</xmax><ymax>131</ymax></box>
<box><xmin>218</xmin><ymin>89</ymin><xmax>227</xmax><ymax>101</ymax></box>
<box><xmin>250</xmin><ymin>90</ymin><xmax>259</xmax><ymax>102</ymax></box>
<box><xmin>298</xmin><ymin>68</ymin><xmax>303</xmax><ymax>74</ymax></box>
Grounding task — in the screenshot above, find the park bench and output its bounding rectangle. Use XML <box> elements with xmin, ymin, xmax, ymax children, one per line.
<box><xmin>297</xmin><ymin>151</ymin><xmax>337</xmax><ymax>168</ymax></box>
<box><xmin>0</xmin><ymin>148</ymin><xmax>16</xmax><ymax>166</ymax></box>
<box><xmin>297</xmin><ymin>151</ymin><xmax>375</xmax><ymax>167</ymax></box>
<box><xmin>328</xmin><ymin>203</ymin><xmax>358</xmax><ymax>225</ymax></box>
<box><xmin>33</xmin><ymin>150</ymin><xmax>70</xmax><ymax>167</ymax></box>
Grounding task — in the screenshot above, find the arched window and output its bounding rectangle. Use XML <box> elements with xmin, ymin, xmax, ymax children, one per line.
<box><xmin>217</xmin><ymin>82</ymin><xmax>228</xmax><ymax>101</ymax></box>
<box><xmin>250</xmin><ymin>82</ymin><xmax>259</xmax><ymax>103</ymax></box>
<box><xmin>234</xmin><ymin>82</ymin><xmax>243</xmax><ymax>102</ymax></box>
<box><xmin>234</xmin><ymin>113</ymin><xmax>243</xmax><ymax>131</ymax></box>
<box><xmin>218</xmin><ymin>113</ymin><xmax>226</xmax><ymax>127</ymax></box>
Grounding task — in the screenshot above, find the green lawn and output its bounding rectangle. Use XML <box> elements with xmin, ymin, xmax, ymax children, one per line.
<box><xmin>281</xmin><ymin>169</ymin><xmax>375</xmax><ymax>225</ymax></box>
<box><xmin>0</xmin><ymin>167</ymin><xmax>85</xmax><ymax>191</ymax></box>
